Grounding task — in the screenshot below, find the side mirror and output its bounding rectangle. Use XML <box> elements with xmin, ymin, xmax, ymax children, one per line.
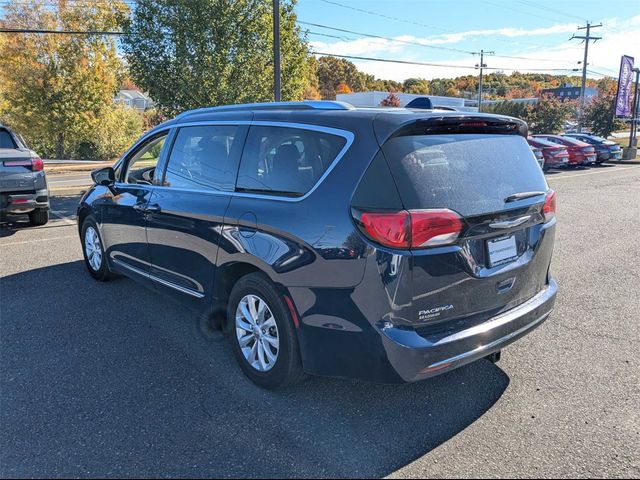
<box><xmin>91</xmin><ymin>167</ymin><xmax>116</xmax><ymax>186</ymax></box>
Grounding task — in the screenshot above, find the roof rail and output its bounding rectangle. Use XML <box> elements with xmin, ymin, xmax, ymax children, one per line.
<box><xmin>177</xmin><ymin>100</ymin><xmax>354</xmax><ymax>119</ymax></box>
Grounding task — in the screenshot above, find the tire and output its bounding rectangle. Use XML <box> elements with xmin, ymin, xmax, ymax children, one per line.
<box><xmin>227</xmin><ymin>273</ymin><xmax>305</xmax><ymax>389</ymax></box>
<box><xmin>28</xmin><ymin>208</ymin><xmax>49</xmax><ymax>226</ymax></box>
<box><xmin>81</xmin><ymin>217</ymin><xmax>114</xmax><ymax>281</ymax></box>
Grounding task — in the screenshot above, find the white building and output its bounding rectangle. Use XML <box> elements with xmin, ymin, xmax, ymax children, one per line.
<box><xmin>336</xmin><ymin>91</ymin><xmax>477</xmax><ymax>111</ymax></box>
<box><xmin>114</xmin><ymin>89</ymin><xmax>154</xmax><ymax>112</ymax></box>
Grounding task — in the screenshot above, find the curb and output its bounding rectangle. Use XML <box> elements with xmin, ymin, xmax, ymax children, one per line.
<box><xmin>49</xmin><ymin>186</ymin><xmax>90</xmax><ymax>196</ymax></box>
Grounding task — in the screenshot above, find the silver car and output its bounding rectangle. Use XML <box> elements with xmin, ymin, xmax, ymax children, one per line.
<box><xmin>0</xmin><ymin>125</ymin><xmax>49</xmax><ymax>226</ymax></box>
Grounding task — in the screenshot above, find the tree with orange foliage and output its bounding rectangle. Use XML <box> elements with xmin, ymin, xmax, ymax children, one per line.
<box><xmin>380</xmin><ymin>92</ymin><xmax>401</xmax><ymax>107</ymax></box>
<box><xmin>335</xmin><ymin>82</ymin><xmax>352</xmax><ymax>95</ymax></box>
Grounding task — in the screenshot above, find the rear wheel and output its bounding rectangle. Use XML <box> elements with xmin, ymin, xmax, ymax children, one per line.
<box><xmin>81</xmin><ymin>218</ymin><xmax>114</xmax><ymax>281</ymax></box>
<box><xmin>28</xmin><ymin>208</ymin><xmax>49</xmax><ymax>226</ymax></box>
<box><xmin>228</xmin><ymin>273</ymin><xmax>304</xmax><ymax>389</ymax></box>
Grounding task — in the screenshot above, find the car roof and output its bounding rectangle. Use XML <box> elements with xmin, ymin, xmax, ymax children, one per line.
<box><xmin>528</xmin><ymin>137</ymin><xmax>563</xmax><ymax>148</ymax></box>
<box><xmin>535</xmin><ymin>134</ymin><xmax>587</xmax><ymax>146</ymax></box>
<box><xmin>172</xmin><ymin>101</ymin><xmax>526</xmax><ymax>143</ymax></box>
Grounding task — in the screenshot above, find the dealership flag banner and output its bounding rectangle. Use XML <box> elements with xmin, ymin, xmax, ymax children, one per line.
<box><xmin>615</xmin><ymin>55</ymin><xmax>635</xmax><ymax>117</ymax></box>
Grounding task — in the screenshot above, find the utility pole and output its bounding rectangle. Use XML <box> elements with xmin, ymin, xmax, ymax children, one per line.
<box><xmin>474</xmin><ymin>49</ymin><xmax>494</xmax><ymax>112</ymax></box>
<box><xmin>273</xmin><ymin>0</ymin><xmax>281</xmax><ymax>102</ymax></box>
<box><xmin>571</xmin><ymin>22</ymin><xmax>602</xmax><ymax>132</ymax></box>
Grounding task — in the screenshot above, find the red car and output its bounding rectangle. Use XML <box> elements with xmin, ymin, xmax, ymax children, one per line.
<box><xmin>532</xmin><ymin>135</ymin><xmax>596</xmax><ymax>166</ymax></box>
<box><xmin>527</xmin><ymin>137</ymin><xmax>570</xmax><ymax>170</ymax></box>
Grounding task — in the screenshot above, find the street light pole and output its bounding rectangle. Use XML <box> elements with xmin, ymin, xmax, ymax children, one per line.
<box><xmin>273</xmin><ymin>0</ymin><xmax>281</xmax><ymax>102</ymax></box>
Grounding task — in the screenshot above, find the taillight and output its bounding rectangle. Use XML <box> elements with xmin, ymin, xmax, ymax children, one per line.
<box><xmin>359</xmin><ymin>211</ymin><xmax>410</xmax><ymax>248</ymax></box>
<box><xmin>31</xmin><ymin>157</ymin><xmax>44</xmax><ymax>171</ymax></box>
<box><xmin>411</xmin><ymin>209</ymin><xmax>463</xmax><ymax>247</ymax></box>
<box><xmin>356</xmin><ymin>209</ymin><xmax>463</xmax><ymax>249</ymax></box>
<box><xmin>543</xmin><ymin>190</ymin><xmax>556</xmax><ymax>222</ymax></box>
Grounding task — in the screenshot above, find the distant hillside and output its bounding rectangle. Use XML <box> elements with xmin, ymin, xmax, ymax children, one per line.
<box><xmin>312</xmin><ymin>56</ymin><xmax>617</xmax><ymax>100</ymax></box>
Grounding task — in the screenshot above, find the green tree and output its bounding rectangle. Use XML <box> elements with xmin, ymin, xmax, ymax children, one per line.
<box><xmin>584</xmin><ymin>94</ymin><xmax>625</xmax><ymax>138</ymax></box>
<box><xmin>528</xmin><ymin>95</ymin><xmax>575</xmax><ymax>134</ymax></box>
<box><xmin>483</xmin><ymin>100</ymin><xmax>532</xmax><ymax>122</ymax></box>
<box><xmin>316</xmin><ymin>56</ymin><xmax>367</xmax><ymax>99</ymax></box>
<box><xmin>122</xmin><ymin>0</ymin><xmax>309</xmax><ymax>116</ymax></box>
<box><xmin>0</xmin><ymin>0</ymin><xmax>133</xmax><ymax>159</ymax></box>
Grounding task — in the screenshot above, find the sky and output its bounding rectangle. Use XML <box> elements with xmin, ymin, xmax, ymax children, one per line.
<box><xmin>295</xmin><ymin>0</ymin><xmax>640</xmax><ymax>81</ymax></box>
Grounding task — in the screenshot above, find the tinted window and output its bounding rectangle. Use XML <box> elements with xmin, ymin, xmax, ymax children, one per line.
<box><xmin>164</xmin><ymin>125</ymin><xmax>243</xmax><ymax>192</ymax></box>
<box><xmin>382</xmin><ymin>134</ymin><xmax>548</xmax><ymax>216</ymax></box>
<box><xmin>352</xmin><ymin>151</ymin><xmax>403</xmax><ymax>210</ymax></box>
<box><xmin>125</xmin><ymin>134</ymin><xmax>167</xmax><ymax>184</ymax></box>
<box><xmin>237</xmin><ymin>126</ymin><xmax>347</xmax><ymax>196</ymax></box>
<box><xmin>0</xmin><ymin>129</ymin><xmax>17</xmax><ymax>149</ymax></box>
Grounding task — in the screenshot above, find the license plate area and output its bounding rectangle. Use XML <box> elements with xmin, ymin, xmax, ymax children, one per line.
<box><xmin>487</xmin><ymin>235</ymin><xmax>518</xmax><ymax>267</ymax></box>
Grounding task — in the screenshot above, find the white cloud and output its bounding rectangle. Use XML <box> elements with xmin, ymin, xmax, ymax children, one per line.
<box><xmin>310</xmin><ymin>16</ymin><xmax>640</xmax><ymax>82</ymax></box>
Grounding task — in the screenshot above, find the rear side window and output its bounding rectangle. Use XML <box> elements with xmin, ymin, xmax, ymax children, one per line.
<box><xmin>236</xmin><ymin>125</ymin><xmax>347</xmax><ymax>196</ymax></box>
<box><xmin>0</xmin><ymin>129</ymin><xmax>17</xmax><ymax>149</ymax></box>
<box><xmin>164</xmin><ymin>125</ymin><xmax>244</xmax><ymax>192</ymax></box>
<box><xmin>382</xmin><ymin>134</ymin><xmax>548</xmax><ymax>216</ymax></box>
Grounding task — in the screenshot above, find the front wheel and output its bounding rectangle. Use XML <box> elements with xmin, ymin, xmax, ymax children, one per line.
<box><xmin>228</xmin><ymin>273</ymin><xmax>305</xmax><ymax>389</ymax></box>
<box><xmin>81</xmin><ymin>218</ymin><xmax>114</xmax><ymax>281</ymax></box>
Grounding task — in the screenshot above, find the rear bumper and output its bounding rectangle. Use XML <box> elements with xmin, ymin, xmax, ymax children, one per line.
<box><xmin>379</xmin><ymin>278</ymin><xmax>557</xmax><ymax>382</ymax></box>
<box><xmin>0</xmin><ymin>188</ymin><xmax>49</xmax><ymax>215</ymax></box>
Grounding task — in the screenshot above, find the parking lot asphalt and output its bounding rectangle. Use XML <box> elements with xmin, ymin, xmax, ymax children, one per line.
<box><xmin>1</xmin><ymin>165</ymin><xmax>639</xmax><ymax>478</ymax></box>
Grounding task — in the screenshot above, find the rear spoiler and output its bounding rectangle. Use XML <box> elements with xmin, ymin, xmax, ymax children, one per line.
<box><xmin>374</xmin><ymin>114</ymin><xmax>528</xmax><ymax>144</ymax></box>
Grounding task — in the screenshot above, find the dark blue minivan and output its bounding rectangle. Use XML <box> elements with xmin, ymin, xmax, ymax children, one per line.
<box><xmin>78</xmin><ymin>101</ymin><xmax>557</xmax><ymax>389</ymax></box>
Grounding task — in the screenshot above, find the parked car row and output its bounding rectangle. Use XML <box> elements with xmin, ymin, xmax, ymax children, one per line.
<box><xmin>527</xmin><ymin>133</ymin><xmax>623</xmax><ymax>171</ymax></box>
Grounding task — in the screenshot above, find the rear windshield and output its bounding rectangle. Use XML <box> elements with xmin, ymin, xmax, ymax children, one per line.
<box><xmin>382</xmin><ymin>134</ymin><xmax>548</xmax><ymax>216</ymax></box>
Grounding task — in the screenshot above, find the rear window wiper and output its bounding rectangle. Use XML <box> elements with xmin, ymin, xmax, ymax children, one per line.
<box><xmin>504</xmin><ymin>191</ymin><xmax>546</xmax><ymax>203</ymax></box>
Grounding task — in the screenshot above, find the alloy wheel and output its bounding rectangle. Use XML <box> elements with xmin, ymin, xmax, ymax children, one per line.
<box><xmin>84</xmin><ymin>226</ymin><xmax>103</xmax><ymax>271</ymax></box>
<box><xmin>235</xmin><ymin>294</ymin><xmax>280</xmax><ymax>372</ymax></box>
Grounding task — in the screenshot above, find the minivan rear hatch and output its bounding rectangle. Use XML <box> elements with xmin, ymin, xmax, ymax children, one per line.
<box><xmin>373</xmin><ymin>115</ymin><xmax>555</xmax><ymax>326</ymax></box>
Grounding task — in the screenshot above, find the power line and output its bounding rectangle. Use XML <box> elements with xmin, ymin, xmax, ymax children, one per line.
<box><xmin>481</xmin><ymin>0</ymin><xmax>574</xmax><ymax>25</ymax></box>
<box><xmin>299</xmin><ymin>21</ymin><xmax>475</xmax><ymax>55</ymax></box>
<box><xmin>316</xmin><ymin>0</ymin><xmax>450</xmax><ymax>33</ymax></box>
<box><xmin>515</xmin><ymin>0</ymin><xmax>586</xmax><ymax>22</ymax></box>
<box><xmin>0</xmin><ymin>27</ymin><xmax>124</xmax><ymax>35</ymax></box>
<box><xmin>302</xmin><ymin>20</ymin><xmax>577</xmax><ymax>67</ymax></box>
<box><xmin>312</xmin><ymin>51</ymin><xmax>577</xmax><ymax>73</ymax></box>
<box><xmin>312</xmin><ymin>0</ymin><xmax>569</xmax><ymax>50</ymax></box>
<box><xmin>311</xmin><ymin>52</ymin><xmax>477</xmax><ymax>70</ymax></box>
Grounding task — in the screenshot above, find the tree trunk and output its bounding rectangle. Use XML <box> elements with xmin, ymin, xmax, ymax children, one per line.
<box><xmin>56</xmin><ymin>132</ymin><xmax>64</xmax><ymax>160</ymax></box>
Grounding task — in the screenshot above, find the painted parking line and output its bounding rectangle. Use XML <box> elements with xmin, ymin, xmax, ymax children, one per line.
<box><xmin>0</xmin><ymin>235</ymin><xmax>77</xmax><ymax>247</ymax></box>
<box><xmin>547</xmin><ymin>166</ymin><xmax>639</xmax><ymax>180</ymax></box>
<box><xmin>50</xmin><ymin>210</ymin><xmax>77</xmax><ymax>226</ymax></box>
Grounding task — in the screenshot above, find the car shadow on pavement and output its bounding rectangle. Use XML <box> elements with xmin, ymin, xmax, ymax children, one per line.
<box><xmin>1</xmin><ymin>261</ymin><xmax>509</xmax><ymax>479</ymax></box>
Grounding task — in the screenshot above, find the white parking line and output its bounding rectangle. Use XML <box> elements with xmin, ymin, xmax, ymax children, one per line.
<box><xmin>1</xmin><ymin>235</ymin><xmax>77</xmax><ymax>247</ymax></box>
<box><xmin>50</xmin><ymin>210</ymin><xmax>76</xmax><ymax>226</ymax></box>
<box><xmin>547</xmin><ymin>166</ymin><xmax>638</xmax><ymax>180</ymax></box>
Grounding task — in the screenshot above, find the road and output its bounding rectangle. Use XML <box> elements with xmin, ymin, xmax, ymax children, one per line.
<box><xmin>1</xmin><ymin>165</ymin><xmax>639</xmax><ymax>478</ymax></box>
<box><xmin>46</xmin><ymin>172</ymin><xmax>93</xmax><ymax>190</ymax></box>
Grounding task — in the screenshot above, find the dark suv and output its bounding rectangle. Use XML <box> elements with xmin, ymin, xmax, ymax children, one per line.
<box><xmin>78</xmin><ymin>101</ymin><xmax>557</xmax><ymax>389</ymax></box>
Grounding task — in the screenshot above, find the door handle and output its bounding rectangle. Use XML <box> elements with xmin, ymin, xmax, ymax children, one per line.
<box><xmin>145</xmin><ymin>203</ymin><xmax>161</xmax><ymax>214</ymax></box>
<box><xmin>133</xmin><ymin>203</ymin><xmax>161</xmax><ymax>214</ymax></box>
